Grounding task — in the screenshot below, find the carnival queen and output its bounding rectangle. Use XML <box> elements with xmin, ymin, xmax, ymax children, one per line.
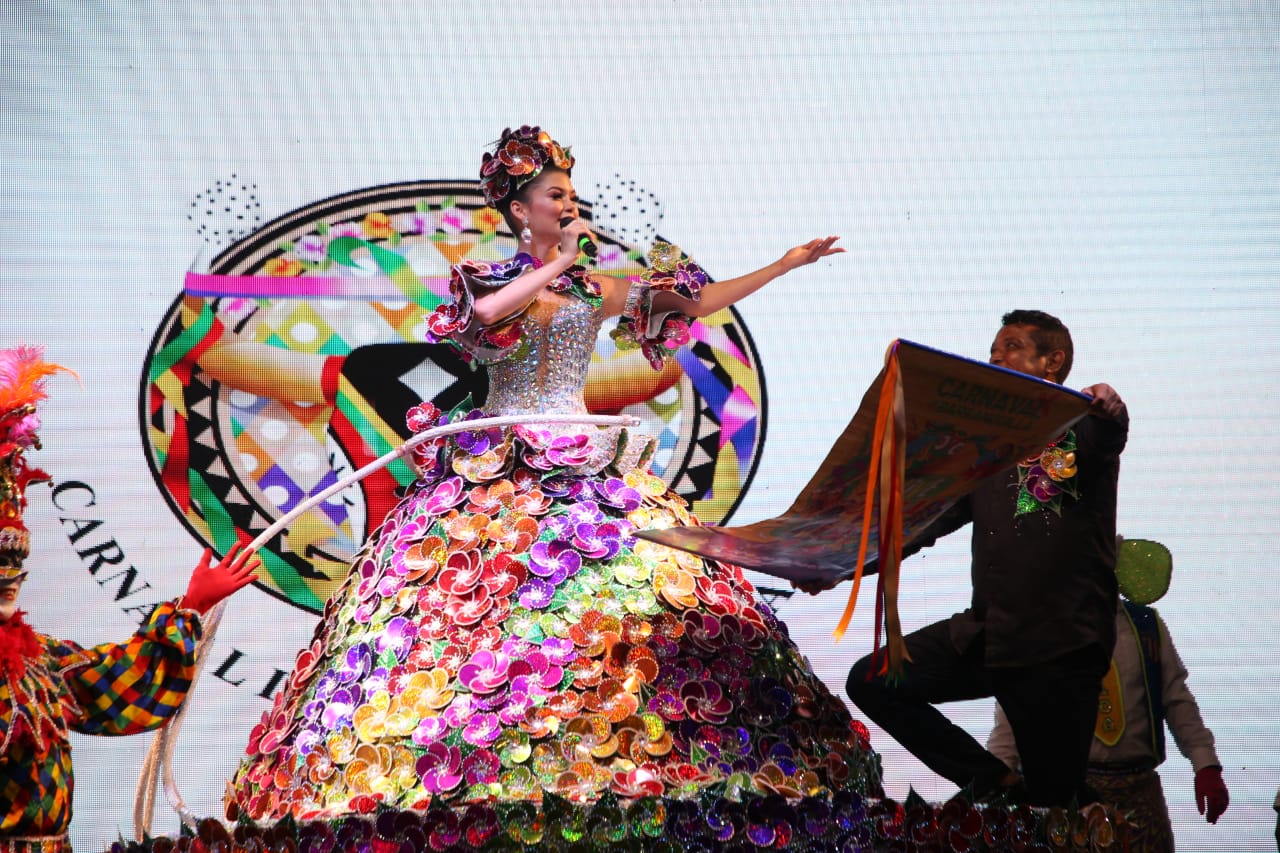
<box><xmin>225</xmin><ymin>126</ymin><xmax>879</xmax><ymax>822</ymax></box>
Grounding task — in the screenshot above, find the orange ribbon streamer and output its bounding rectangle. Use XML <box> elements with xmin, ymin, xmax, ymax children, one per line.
<box><xmin>833</xmin><ymin>341</ymin><xmax>912</xmax><ymax>677</ymax></box>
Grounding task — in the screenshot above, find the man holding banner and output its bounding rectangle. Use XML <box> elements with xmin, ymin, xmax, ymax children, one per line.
<box><xmin>844</xmin><ymin>310</ymin><xmax>1128</xmax><ymax>808</ymax></box>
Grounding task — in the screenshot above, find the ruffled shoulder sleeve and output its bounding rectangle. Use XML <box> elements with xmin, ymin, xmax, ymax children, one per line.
<box><xmin>610</xmin><ymin>242</ymin><xmax>706</xmax><ymax>370</ymax></box>
<box><xmin>424</xmin><ymin>254</ymin><xmax>537</xmax><ymax>363</ymax></box>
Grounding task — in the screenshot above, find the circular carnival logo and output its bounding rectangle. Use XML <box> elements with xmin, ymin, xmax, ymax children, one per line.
<box><xmin>141</xmin><ymin>180</ymin><xmax>768</xmax><ymax>613</ymax></box>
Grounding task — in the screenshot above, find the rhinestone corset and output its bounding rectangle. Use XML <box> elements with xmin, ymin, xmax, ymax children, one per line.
<box><xmin>481</xmin><ymin>290</ymin><xmax>652</xmax><ymax>473</ymax></box>
<box><xmin>484</xmin><ymin>291</ymin><xmax>600</xmax><ymax>416</ymax></box>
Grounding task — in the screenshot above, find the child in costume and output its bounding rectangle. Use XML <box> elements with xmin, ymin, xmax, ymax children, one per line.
<box><xmin>0</xmin><ymin>346</ymin><xmax>259</xmax><ymax>848</ymax></box>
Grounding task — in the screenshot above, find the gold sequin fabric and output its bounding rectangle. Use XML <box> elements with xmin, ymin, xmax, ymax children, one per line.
<box><xmin>1086</xmin><ymin>769</ymin><xmax>1174</xmax><ymax>852</ymax></box>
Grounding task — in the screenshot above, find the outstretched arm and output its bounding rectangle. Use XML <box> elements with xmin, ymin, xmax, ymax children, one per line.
<box><xmin>57</xmin><ymin>548</ymin><xmax>258</xmax><ymax>737</ymax></box>
<box><xmin>651</xmin><ymin>237</ymin><xmax>843</xmax><ymax>318</ymax></box>
<box><xmin>198</xmin><ymin>339</ymin><xmax>330</xmax><ymax>404</ymax></box>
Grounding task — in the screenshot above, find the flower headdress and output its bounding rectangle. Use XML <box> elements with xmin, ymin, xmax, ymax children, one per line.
<box><xmin>0</xmin><ymin>346</ymin><xmax>71</xmax><ymax>576</ymax></box>
<box><xmin>479</xmin><ymin>125</ymin><xmax>574</xmax><ymax>208</ymax></box>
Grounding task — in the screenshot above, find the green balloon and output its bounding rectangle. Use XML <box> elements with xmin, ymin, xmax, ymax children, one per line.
<box><xmin>1115</xmin><ymin>538</ymin><xmax>1172</xmax><ymax>605</ymax></box>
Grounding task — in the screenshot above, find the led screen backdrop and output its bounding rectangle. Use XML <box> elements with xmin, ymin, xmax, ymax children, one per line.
<box><xmin>3</xmin><ymin>4</ymin><xmax>1278</xmax><ymax>849</ymax></box>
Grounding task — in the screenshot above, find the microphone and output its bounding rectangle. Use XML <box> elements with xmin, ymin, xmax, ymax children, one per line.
<box><xmin>559</xmin><ymin>216</ymin><xmax>598</xmax><ymax>260</ymax></box>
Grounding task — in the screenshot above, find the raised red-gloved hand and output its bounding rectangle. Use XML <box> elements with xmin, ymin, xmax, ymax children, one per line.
<box><xmin>1194</xmin><ymin>765</ymin><xmax>1229</xmax><ymax>824</ymax></box>
<box><xmin>181</xmin><ymin>543</ymin><xmax>261</xmax><ymax>615</ymax></box>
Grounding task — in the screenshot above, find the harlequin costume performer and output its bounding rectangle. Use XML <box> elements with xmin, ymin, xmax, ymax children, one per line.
<box><xmin>223</xmin><ymin>128</ymin><xmax>890</xmax><ymax>840</ymax></box>
<box><xmin>0</xmin><ymin>346</ymin><xmax>258</xmax><ymax>849</ymax></box>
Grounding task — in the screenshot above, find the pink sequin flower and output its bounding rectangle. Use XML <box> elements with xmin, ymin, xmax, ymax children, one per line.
<box><xmin>458</xmin><ymin>650</ymin><xmax>513</xmax><ymax>694</ymax></box>
<box><xmin>412</xmin><ymin>717</ymin><xmax>449</xmax><ymax>747</ymax></box>
<box><xmin>425</xmin><ymin>476</ymin><xmax>467</xmax><ymax>514</ymax></box>
<box><xmin>545</xmin><ymin>434</ymin><xmax>594</xmax><ymax>468</ymax></box>
<box><xmin>463</xmin><ymin>712</ymin><xmax>502</xmax><ymax>747</ymax></box>
<box><xmin>416</xmin><ymin>743</ymin><xmax>463</xmax><ymax>794</ymax></box>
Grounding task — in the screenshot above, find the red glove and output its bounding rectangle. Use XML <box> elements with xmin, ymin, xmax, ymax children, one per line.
<box><xmin>1194</xmin><ymin>765</ymin><xmax>1229</xmax><ymax>824</ymax></box>
<box><xmin>181</xmin><ymin>543</ymin><xmax>261</xmax><ymax>615</ymax></box>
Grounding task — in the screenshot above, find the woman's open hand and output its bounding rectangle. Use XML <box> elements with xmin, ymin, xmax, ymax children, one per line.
<box><xmin>779</xmin><ymin>236</ymin><xmax>844</xmax><ymax>272</ymax></box>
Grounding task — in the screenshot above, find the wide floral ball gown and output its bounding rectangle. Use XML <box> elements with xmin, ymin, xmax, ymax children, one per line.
<box><xmin>226</xmin><ymin>247</ymin><xmax>881</xmax><ymax>822</ymax></box>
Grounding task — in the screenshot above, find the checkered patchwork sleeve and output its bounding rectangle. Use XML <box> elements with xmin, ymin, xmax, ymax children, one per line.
<box><xmin>51</xmin><ymin>600</ymin><xmax>203</xmax><ymax>735</ymax></box>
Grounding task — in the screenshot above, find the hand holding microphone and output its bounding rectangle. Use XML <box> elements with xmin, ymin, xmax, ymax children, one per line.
<box><xmin>559</xmin><ymin>216</ymin><xmax>598</xmax><ymax>260</ymax></box>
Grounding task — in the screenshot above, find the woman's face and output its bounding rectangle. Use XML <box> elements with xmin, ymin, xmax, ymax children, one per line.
<box><xmin>510</xmin><ymin>169</ymin><xmax>579</xmax><ymax>241</ymax></box>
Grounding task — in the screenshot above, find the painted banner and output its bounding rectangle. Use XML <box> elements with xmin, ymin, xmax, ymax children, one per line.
<box><xmin>639</xmin><ymin>340</ymin><xmax>1092</xmax><ymax>584</ymax></box>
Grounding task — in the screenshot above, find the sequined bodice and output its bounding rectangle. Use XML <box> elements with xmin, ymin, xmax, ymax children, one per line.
<box><xmin>484</xmin><ymin>291</ymin><xmax>603</xmax><ymax>416</ymax></box>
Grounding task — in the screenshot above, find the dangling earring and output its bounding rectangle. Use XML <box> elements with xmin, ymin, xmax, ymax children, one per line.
<box><xmin>519</xmin><ymin>217</ymin><xmax>532</xmax><ymax>243</ymax></box>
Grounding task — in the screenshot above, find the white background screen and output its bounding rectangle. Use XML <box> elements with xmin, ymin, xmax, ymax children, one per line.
<box><xmin>3</xmin><ymin>4</ymin><xmax>1277</xmax><ymax>849</ymax></box>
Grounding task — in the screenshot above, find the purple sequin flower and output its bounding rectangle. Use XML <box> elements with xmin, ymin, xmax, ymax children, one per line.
<box><xmin>313</xmin><ymin>671</ymin><xmax>338</xmax><ymax>701</ymax></box>
<box><xmin>564</xmin><ymin>499</ymin><xmax>604</xmax><ymax>526</ymax></box>
<box><xmin>321</xmin><ymin>687</ymin><xmax>357</xmax><ymax>730</ymax></box>
<box><xmin>1024</xmin><ymin>466</ymin><xmax>1062</xmax><ymax>502</ymax></box>
<box><xmin>540</xmin><ymin>515</ymin><xmax>573</xmax><ymax>539</ymax></box>
<box><xmin>335</xmin><ymin>643</ymin><xmax>373</xmax><ymax>684</ymax></box>
<box><xmin>301</xmin><ymin>699</ymin><xmax>325</xmax><ymax>723</ymax></box>
<box><xmin>517</xmin><ymin>578</ymin><xmax>556</xmax><ymax>609</ymax></box>
<box><xmin>540</xmin><ymin>636</ymin><xmax>576</xmax><ymax>666</ymax></box>
<box><xmin>539</xmin><ymin>474</ymin><xmax>586</xmax><ymax>499</ymax></box>
<box><xmin>528</xmin><ymin>540</ymin><xmax>582</xmax><ymax>583</ymax></box>
<box><xmin>455</xmin><ymin>411</ymin><xmax>503</xmax><ymax>456</ymax></box>
<box><xmin>471</xmin><ymin>686</ymin><xmax>511</xmax><ymax>711</ymax></box>
<box><xmin>594</xmin><ymin>477</ymin><xmax>643</xmax><ymax>512</ymax></box>
<box><xmin>376</xmin><ymin>617</ymin><xmax>417</xmax><ymax>662</ymax></box>
<box><xmin>673</xmin><ymin>263</ymin><xmax>708</xmax><ymax>294</ymax></box>
<box><xmin>572</xmin><ymin>520</ymin><xmax>623</xmax><ymax>560</ymax></box>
